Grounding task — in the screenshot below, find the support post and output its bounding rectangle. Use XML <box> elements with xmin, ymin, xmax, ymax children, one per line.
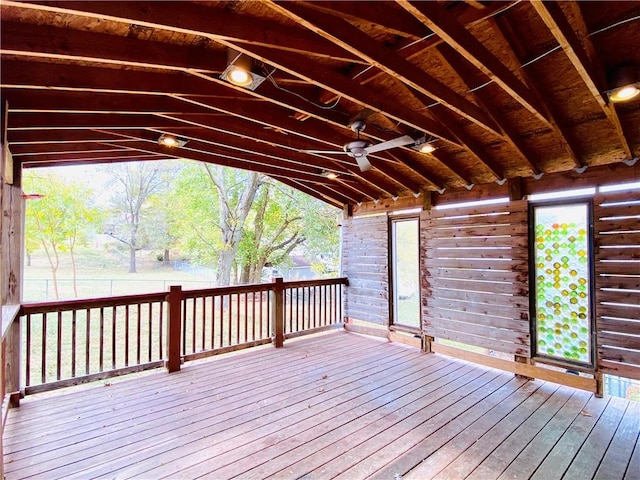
<box><xmin>422</xmin><ymin>335</ymin><xmax>434</xmax><ymax>353</ymax></box>
<box><xmin>514</xmin><ymin>355</ymin><xmax>534</xmax><ymax>379</ymax></box>
<box><xmin>1</xmin><ymin>99</ymin><xmax>22</xmax><ymax>406</ymax></box>
<box><xmin>595</xmin><ymin>371</ymin><xmax>604</xmax><ymax>398</ymax></box>
<box><xmin>166</xmin><ymin>285</ymin><xmax>182</xmax><ymax>372</ymax></box>
<box><xmin>272</xmin><ymin>277</ymin><xmax>284</xmax><ymax>348</ymax></box>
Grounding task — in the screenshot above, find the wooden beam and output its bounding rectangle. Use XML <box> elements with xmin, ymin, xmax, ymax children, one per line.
<box><xmin>1</xmin><ymin>1</ymin><xmax>363</xmax><ymax>64</ymax></box>
<box><xmin>530</xmin><ymin>1</ymin><xmax>634</xmax><ymax>159</ymax></box>
<box><xmin>436</xmin><ymin>44</ymin><xmax>543</xmax><ymax>176</ymax></box>
<box><xmin>493</xmin><ymin>16</ymin><xmax>585</xmax><ymax>168</ymax></box>
<box><xmin>397</xmin><ymin>0</ymin><xmax>550</xmax><ymax>127</ymax></box>
<box><xmin>0</xmin><ymin>21</ymin><xmax>225</xmax><ymax>73</ymax></box>
<box><xmin>266</xmin><ymin>1</ymin><xmax>501</xmax><ymax>136</ymax></box>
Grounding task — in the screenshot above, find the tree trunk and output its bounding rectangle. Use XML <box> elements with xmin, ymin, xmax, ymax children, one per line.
<box><xmin>239</xmin><ymin>263</ymin><xmax>251</xmax><ymax>284</ymax></box>
<box><xmin>163</xmin><ymin>248</ymin><xmax>170</xmax><ymax>267</ymax></box>
<box><xmin>129</xmin><ymin>246</ymin><xmax>137</xmax><ymax>273</ymax></box>
<box><xmin>70</xmin><ymin>246</ymin><xmax>78</xmax><ymax>298</ymax></box>
<box><xmin>26</xmin><ymin>251</ymin><xmax>31</xmax><ymax>267</ymax></box>
<box><xmin>216</xmin><ymin>248</ymin><xmax>235</xmax><ymax>286</ymax></box>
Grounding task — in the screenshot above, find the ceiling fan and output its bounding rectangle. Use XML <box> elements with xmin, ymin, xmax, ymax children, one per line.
<box><xmin>303</xmin><ymin>120</ymin><xmax>417</xmax><ymax>172</ymax></box>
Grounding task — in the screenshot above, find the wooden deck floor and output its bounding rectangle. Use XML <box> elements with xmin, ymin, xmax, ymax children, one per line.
<box><xmin>3</xmin><ymin>331</ymin><xmax>639</xmax><ymax>480</ymax></box>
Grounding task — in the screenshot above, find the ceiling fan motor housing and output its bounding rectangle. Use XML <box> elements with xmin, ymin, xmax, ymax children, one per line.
<box><xmin>344</xmin><ymin>140</ymin><xmax>370</xmax><ymax>157</ymax></box>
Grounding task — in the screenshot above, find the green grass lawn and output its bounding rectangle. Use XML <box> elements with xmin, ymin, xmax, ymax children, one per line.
<box><xmin>24</xmin><ymin>247</ymin><xmax>215</xmax><ymax>301</ymax></box>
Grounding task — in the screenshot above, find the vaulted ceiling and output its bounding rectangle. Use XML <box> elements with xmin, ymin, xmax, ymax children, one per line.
<box><xmin>1</xmin><ymin>1</ymin><xmax>639</xmax><ymax>208</ymax></box>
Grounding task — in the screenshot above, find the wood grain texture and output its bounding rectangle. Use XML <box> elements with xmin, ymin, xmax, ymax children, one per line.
<box><xmin>4</xmin><ymin>331</ymin><xmax>637</xmax><ymax>480</ymax></box>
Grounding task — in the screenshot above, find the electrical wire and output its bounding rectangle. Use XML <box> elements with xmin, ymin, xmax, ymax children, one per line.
<box><xmin>267</xmin><ymin>74</ymin><xmax>343</xmax><ymax>111</ymax></box>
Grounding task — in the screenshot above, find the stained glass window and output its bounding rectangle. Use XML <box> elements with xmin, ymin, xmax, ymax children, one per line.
<box><xmin>533</xmin><ymin>203</ymin><xmax>592</xmax><ymax>365</ymax></box>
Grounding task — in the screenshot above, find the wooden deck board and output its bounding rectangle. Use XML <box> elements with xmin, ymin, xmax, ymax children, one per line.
<box><xmin>3</xmin><ymin>330</ymin><xmax>639</xmax><ymax>480</ymax></box>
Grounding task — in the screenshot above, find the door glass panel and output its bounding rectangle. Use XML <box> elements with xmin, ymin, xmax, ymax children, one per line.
<box><xmin>392</xmin><ymin>218</ymin><xmax>420</xmax><ymax>329</ymax></box>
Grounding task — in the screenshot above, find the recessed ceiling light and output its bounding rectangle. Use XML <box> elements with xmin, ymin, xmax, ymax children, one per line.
<box><xmin>226</xmin><ymin>66</ymin><xmax>253</xmax><ymax>87</ymax></box>
<box><xmin>419</xmin><ymin>143</ymin><xmax>436</xmax><ymax>154</ymax></box>
<box><xmin>158</xmin><ymin>134</ymin><xmax>187</xmax><ymax>147</ymax></box>
<box><xmin>607</xmin><ymin>64</ymin><xmax>640</xmax><ymax>103</ymax></box>
<box><xmin>321</xmin><ymin>170</ymin><xmax>339</xmax><ymax>179</ymax></box>
<box><xmin>609</xmin><ymin>84</ymin><xmax>640</xmax><ymax>103</ymax></box>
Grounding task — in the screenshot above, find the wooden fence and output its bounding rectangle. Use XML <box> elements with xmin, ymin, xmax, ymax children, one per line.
<box><xmin>14</xmin><ymin>277</ymin><xmax>347</xmax><ymax>394</ymax></box>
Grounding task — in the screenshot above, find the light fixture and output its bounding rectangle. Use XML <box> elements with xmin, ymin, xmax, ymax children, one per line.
<box><xmin>410</xmin><ymin>135</ymin><xmax>437</xmax><ymax>154</ymax></box>
<box><xmin>607</xmin><ymin>64</ymin><xmax>640</xmax><ymax>103</ymax></box>
<box><xmin>321</xmin><ymin>170</ymin><xmax>339</xmax><ymax>179</ymax></box>
<box><xmin>158</xmin><ymin>134</ymin><xmax>188</xmax><ymax>148</ymax></box>
<box><xmin>220</xmin><ymin>48</ymin><xmax>266</xmax><ymax>91</ymax></box>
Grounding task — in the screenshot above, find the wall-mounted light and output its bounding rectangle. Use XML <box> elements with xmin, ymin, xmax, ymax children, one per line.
<box><xmin>220</xmin><ymin>49</ymin><xmax>266</xmax><ymax>91</ymax></box>
<box><xmin>607</xmin><ymin>64</ymin><xmax>640</xmax><ymax>103</ymax></box>
<box><xmin>321</xmin><ymin>170</ymin><xmax>339</xmax><ymax>179</ymax></box>
<box><xmin>158</xmin><ymin>134</ymin><xmax>188</xmax><ymax>148</ymax></box>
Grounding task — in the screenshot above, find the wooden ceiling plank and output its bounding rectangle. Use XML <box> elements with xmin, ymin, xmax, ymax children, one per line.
<box><xmin>0</xmin><ymin>21</ymin><xmax>225</xmax><ymax>73</ymax></box>
<box><xmin>302</xmin><ymin>1</ymin><xmax>429</xmax><ymax>39</ymax></box>
<box><xmin>224</xmin><ymin>44</ymin><xmax>460</xmax><ymax>147</ymax></box>
<box><xmin>3</xmin><ymin>0</ymin><xmax>363</xmax><ymax>64</ymax></box>
<box><xmin>493</xmin><ymin>16</ymin><xmax>585</xmax><ymax>169</ymax></box>
<box><xmin>266</xmin><ymin>1</ymin><xmax>501</xmax><ymax>136</ymax></box>
<box><xmin>316</xmin><ymin>1</ymin><xmax>516</xmax><ymax>105</ymax></box>
<box><xmin>436</xmin><ymin>44</ymin><xmax>543</xmax><ymax>176</ymax></box>
<box><xmin>270</xmin><ymin>176</ymin><xmax>347</xmax><ymax>208</ymax></box>
<box><xmin>102</xmin><ymin>140</ymin><xmax>334</xmax><ymax>183</ymax></box>
<box><xmin>21</xmin><ymin>154</ymin><xmax>165</xmax><ymax>169</ymax></box>
<box><xmin>397</xmin><ymin>0</ymin><xmax>550</xmax><ymax>127</ymax></box>
<box><xmin>409</xmin><ymin>90</ymin><xmax>503</xmax><ymax>181</ymax></box>
<box><xmin>531</xmin><ymin>1</ymin><xmax>633</xmax><ymax>160</ymax></box>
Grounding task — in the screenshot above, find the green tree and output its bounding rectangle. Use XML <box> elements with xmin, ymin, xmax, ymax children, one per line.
<box><xmin>103</xmin><ymin>161</ymin><xmax>174</xmax><ymax>273</ymax></box>
<box><xmin>172</xmin><ymin>162</ymin><xmax>340</xmax><ymax>285</ymax></box>
<box><xmin>24</xmin><ymin>171</ymin><xmax>99</xmax><ymax>298</ymax></box>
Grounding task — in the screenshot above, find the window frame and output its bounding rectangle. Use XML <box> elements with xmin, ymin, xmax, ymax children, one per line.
<box><xmin>388</xmin><ymin>215</ymin><xmax>422</xmax><ymax>332</ymax></box>
<box><xmin>528</xmin><ymin>197</ymin><xmax>596</xmax><ymax>369</ymax></box>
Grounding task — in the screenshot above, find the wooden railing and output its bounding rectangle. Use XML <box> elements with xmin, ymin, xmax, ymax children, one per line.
<box><xmin>17</xmin><ymin>277</ymin><xmax>348</xmax><ymax>393</ymax></box>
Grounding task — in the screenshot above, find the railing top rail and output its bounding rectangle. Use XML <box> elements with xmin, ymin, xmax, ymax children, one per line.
<box><xmin>20</xmin><ymin>292</ymin><xmax>168</xmax><ymax>315</ymax></box>
<box><xmin>181</xmin><ymin>282</ymin><xmax>274</xmax><ymax>299</ymax></box>
<box><xmin>283</xmin><ymin>277</ymin><xmax>349</xmax><ymax>289</ymax></box>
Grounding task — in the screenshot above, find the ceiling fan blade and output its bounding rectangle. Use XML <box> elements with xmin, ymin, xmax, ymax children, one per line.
<box><xmin>364</xmin><ymin>135</ymin><xmax>415</xmax><ymax>154</ymax></box>
<box><xmin>355</xmin><ymin>154</ymin><xmax>373</xmax><ymax>172</ymax></box>
<box><xmin>301</xmin><ymin>149</ymin><xmax>346</xmax><ymax>154</ymax></box>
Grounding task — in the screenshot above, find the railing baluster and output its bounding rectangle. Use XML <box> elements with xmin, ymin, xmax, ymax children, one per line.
<box><xmin>159</xmin><ymin>302</ymin><xmax>164</xmax><ymax>360</ymax></box>
<box><xmin>181</xmin><ymin>298</ymin><xmax>187</xmax><ymax>356</ymax></box>
<box><xmin>137</xmin><ymin>303</ymin><xmax>142</xmax><ymax>365</ymax></box>
<box><xmin>26</xmin><ymin>314</ymin><xmax>32</xmax><ymax>387</ymax></box>
<box><xmin>56</xmin><ymin>311</ymin><xmax>62</xmax><ymax>381</ymax></box>
<box><xmin>191</xmin><ymin>297</ymin><xmax>196</xmax><ymax>354</ymax></box>
<box><xmin>201</xmin><ymin>296</ymin><xmax>206</xmax><ymax>351</ymax></box>
<box><xmin>99</xmin><ymin>307</ymin><xmax>104</xmax><ymax>372</ymax></box>
<box><xmin>219</xmin><ymin>294</ymin><xmax>224</xmax><ymax>348</ymax></box>
<box><xmin>244</xmin><ymin>292</ymin><xmax>248</xmax><ymax>343</ymax></box>
<box><xmin>124</xmin><ymin>305</ymin><xmax>130</xmax><ymax>367</ymax></box>
<box><xmin>148</xmin><ymin>302</ymin><xmax>153</xmax><ymax>363</ymax></box>
<box><xmin>112</xmin><ymin>306</ymin><xmax>117</xmax><ymax>370</ymax></box>
<box><xmin>212</xmin><ymin>295</ymin><xmax>216</xmax><ymax>349</ymax></box>
<box><xmin>41</xmin><ymin>313</ymin><xmax>47</xmax><ymax>384</ymax></box>
<box><xmin>252</xmin><ymin>292</ymin><xmax>256</xmax><ymax>341</ymax></box>
<box><xmin>71</xmin><ymin>309</ymin><xmax>77</xmax><ymax>378</ymax></box>
<box><xmin>85</xmin><ymin>309</ymin><xmax>91</xmax><ymax>375</ymax></box>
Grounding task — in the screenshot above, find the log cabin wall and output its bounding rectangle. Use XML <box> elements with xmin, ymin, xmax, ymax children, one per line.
<box><xmin>344</xmin><ymin>164</ymin><xmax>640</xmax><ymax>382</ymax></box>
<box><xmin>594</xmin><ymin>190</ymin><xmax>640</xmax><ymax>380</ymax></box>
<box><xmin>421</xmin><ymin>200</ymin><xmax>530</xmax><ymax>356</ymax></box>
<box><xmin>342</xmin><ymin>214</ymin><xmax>389</xmax><ymax>326</ymax></box>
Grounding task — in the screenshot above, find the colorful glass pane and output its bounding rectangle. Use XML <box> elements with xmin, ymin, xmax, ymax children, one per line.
<box><xmin>534</xmin><ymin>204</ymin><xmax>591</xmax><ymax>364</ymax></box>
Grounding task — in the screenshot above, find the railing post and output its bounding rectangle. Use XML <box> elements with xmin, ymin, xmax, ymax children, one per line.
<box><xmin>166</xmin><ymin>285</ymin><xmax>182</xmax><ymax>372</ymax></box>
<box><xmin>272</xmin><ymin>277</ymin><xmax>284</xmax><ymax>348</ymax></box>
